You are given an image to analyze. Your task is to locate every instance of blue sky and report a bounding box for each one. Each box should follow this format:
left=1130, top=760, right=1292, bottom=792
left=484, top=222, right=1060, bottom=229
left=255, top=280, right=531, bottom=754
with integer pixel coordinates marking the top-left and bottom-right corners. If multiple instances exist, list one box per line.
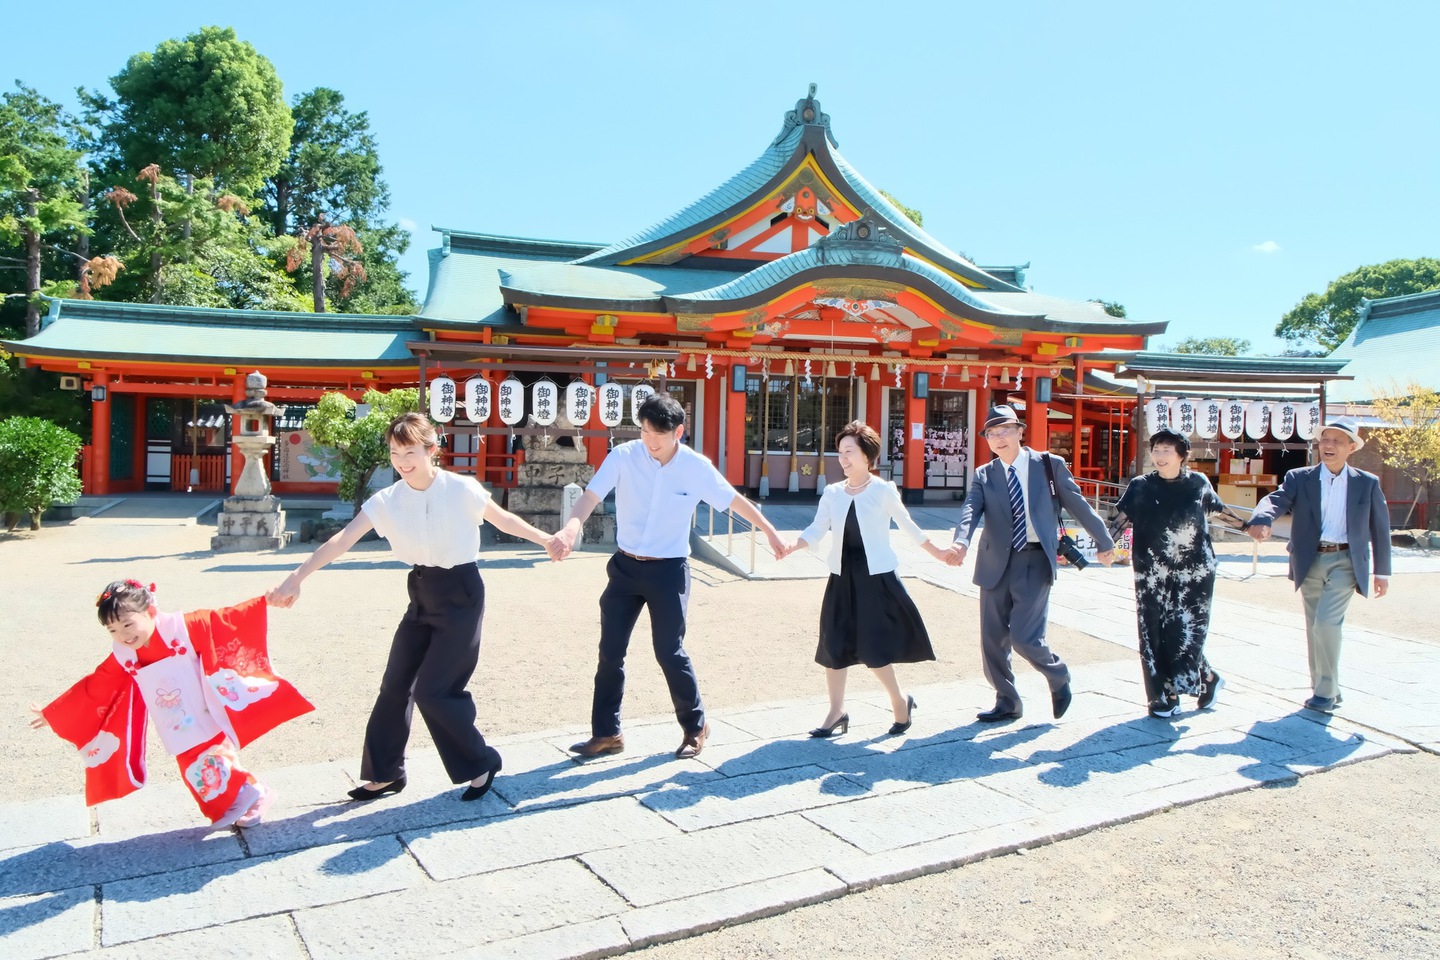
left=7, top=2, right=1437, bottom=353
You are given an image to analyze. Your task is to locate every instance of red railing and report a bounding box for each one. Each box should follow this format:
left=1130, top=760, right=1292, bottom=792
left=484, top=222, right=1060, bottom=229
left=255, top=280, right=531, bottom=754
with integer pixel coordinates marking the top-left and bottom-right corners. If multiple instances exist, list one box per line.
left=170, top=454, right=227, bottom=491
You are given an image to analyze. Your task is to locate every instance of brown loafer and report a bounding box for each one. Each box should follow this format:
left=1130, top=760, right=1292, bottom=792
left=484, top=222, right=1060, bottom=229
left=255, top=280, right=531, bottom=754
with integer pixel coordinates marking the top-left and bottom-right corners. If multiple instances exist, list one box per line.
left=569, top=734, right=624, bottom=758
left=676, top=723, right=710, bottom=759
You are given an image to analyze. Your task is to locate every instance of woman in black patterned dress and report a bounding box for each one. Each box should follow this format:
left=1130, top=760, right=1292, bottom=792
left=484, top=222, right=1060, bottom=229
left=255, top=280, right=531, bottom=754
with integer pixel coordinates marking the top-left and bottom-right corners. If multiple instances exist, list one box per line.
left=1110, top=429, right=1244, bottom=718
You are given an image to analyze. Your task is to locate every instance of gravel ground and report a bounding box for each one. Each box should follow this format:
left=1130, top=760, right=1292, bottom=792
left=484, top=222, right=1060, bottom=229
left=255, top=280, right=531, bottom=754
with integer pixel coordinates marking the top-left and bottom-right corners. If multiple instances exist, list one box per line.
left=3, top=516, right=1436, bottom=958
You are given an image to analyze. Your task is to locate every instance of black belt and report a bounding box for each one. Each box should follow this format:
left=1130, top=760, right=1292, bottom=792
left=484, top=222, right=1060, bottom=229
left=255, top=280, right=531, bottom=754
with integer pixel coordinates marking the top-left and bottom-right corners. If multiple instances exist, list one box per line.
left=1316, top=542, right=1349, bottom=553
left=1015, top=542, right=1046, bottom=552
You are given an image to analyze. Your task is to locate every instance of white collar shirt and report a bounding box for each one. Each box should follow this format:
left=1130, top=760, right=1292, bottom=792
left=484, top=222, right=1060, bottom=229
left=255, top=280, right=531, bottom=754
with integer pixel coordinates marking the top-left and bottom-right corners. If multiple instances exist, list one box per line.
left=999, top=449, right=1040, bottom=544
left=1319, top=464, right=1349, bottom=544
left=361, top=470, right=491, bottom=568
left=586, top=440, right=737, bottom=558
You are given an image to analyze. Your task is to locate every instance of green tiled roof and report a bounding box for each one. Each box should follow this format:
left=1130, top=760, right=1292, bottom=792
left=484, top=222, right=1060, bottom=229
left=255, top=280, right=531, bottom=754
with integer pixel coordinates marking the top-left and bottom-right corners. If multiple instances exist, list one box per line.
left=1327, top=288, right=1440, bottom=402
left=3, top=299, right=415, bottom=365
left=1114, top=352, right=1351, bottom=381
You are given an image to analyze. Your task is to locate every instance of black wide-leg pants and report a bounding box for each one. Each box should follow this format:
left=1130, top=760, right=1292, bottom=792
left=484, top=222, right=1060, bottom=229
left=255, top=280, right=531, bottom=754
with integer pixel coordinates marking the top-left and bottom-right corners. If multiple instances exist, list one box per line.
left=591, top=553, right=704, bottom=738
left=360, top=562, right=500, bottom=784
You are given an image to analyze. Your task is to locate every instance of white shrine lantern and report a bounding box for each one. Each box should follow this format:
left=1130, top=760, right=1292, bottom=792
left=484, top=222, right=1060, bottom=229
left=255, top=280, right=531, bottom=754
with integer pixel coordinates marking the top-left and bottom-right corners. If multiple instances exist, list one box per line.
left=597, top=382, right=625, bottom=428
left=1296, top=400, right=1322, bottom=440
left=497, top=376, right=524, bottom=426
left=1196, top=398, right=1222, bottom=440
left=1270, top=401, right=1297, bottom=441
left=565, top=381, right=595, bottom=426
left=1173, top=397, right=1200, bottom=437
left=630, top=384, right=656, bottom=425
left=530, top=379, right=559, bottom=427
left=464, top=377, right=491, bottom=423
left=428, top=376, right=457, bottom=423
left=1245, top=400, right=1271, bottom=440
left=1143, top=398, right=1172, bottom=436
left=1220, top=400, right=1247, bottom=440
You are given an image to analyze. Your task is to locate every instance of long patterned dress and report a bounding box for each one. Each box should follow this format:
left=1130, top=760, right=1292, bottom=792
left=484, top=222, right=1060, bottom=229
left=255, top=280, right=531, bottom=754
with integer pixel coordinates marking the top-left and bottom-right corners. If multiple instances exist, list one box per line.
left=1111, top=471, right=1225, bottom=703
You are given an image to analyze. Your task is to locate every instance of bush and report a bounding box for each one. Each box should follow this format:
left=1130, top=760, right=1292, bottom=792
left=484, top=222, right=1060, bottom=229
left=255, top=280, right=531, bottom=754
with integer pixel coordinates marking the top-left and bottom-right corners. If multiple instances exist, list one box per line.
left=0, top=416, right=83, bottom=531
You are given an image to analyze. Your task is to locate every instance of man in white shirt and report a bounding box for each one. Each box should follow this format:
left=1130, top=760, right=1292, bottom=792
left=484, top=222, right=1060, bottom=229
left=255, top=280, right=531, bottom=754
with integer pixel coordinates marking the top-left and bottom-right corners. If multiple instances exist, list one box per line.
left=556, top=393, right=786, bottom=759
left=1247, top=416, right=1392, bottom=712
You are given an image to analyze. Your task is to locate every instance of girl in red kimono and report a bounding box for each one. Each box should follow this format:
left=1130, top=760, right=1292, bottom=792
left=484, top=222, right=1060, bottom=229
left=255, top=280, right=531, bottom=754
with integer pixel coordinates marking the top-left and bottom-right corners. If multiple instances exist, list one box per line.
left=29, top=579, right=313, bottom=829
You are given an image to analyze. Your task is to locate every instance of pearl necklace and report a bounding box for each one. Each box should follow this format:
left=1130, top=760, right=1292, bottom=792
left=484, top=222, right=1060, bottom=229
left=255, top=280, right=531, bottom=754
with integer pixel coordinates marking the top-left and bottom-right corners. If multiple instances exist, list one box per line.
left=843, top=476, right=871, bottom=494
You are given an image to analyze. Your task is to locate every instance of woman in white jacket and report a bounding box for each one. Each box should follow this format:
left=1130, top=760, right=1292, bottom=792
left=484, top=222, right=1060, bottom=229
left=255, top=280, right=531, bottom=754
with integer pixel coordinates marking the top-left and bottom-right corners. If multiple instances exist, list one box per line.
left=786, top=421, right=949, bottom=738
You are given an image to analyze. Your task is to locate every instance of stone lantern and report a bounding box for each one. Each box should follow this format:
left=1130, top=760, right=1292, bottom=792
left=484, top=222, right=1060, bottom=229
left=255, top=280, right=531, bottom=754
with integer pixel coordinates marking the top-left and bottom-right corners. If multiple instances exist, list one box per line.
left=211, top=371, right=290, bottom=552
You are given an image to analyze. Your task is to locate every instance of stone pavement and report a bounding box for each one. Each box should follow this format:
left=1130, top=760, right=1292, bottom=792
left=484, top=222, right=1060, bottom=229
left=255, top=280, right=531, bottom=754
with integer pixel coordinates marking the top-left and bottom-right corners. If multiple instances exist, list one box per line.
left=3, top=503, right=1438, bottom=960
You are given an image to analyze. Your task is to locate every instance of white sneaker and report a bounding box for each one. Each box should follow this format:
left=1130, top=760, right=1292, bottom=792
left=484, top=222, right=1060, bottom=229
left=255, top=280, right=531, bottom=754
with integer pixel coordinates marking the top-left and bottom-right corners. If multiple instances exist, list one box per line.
left=235, top=785, right=273, bottom=828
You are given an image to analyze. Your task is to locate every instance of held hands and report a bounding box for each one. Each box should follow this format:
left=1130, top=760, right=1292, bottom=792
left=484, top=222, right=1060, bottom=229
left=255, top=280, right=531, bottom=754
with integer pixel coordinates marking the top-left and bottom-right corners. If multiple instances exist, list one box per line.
left=266, top=574, right=302, bottom=609
left=1246, top=524, right=1272, bottom=542
left=920, top=540, right=950, bottom=562
left=1095, top=549, right=1116, bottom=566
left=764, top=529, right=788, bottom=560
left=549, top=521, right=580, bottom=562
left=942, top=543, right=968, bottom=567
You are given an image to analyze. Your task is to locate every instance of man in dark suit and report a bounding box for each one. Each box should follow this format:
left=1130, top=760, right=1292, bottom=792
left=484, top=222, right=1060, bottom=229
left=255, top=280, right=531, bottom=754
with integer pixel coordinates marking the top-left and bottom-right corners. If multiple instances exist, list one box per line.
left=947, top=405, right=1115, bottom=722
left=1246, top=416, right=1391, bottom=713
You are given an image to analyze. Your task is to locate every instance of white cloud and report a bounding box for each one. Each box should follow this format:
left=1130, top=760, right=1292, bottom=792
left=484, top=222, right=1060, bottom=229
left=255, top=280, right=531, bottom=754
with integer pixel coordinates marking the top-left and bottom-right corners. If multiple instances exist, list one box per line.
left=1252, top=240, right=1281, bottom=254
left=398, top=218, right=419, bottom=233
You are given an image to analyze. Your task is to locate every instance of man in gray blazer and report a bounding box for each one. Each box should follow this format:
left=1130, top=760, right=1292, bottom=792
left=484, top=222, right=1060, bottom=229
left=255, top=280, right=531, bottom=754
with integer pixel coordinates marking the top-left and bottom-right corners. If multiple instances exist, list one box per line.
left=1246, top=416, right=1391, bottom=713
left=947, top=406, right=1115, bottom=722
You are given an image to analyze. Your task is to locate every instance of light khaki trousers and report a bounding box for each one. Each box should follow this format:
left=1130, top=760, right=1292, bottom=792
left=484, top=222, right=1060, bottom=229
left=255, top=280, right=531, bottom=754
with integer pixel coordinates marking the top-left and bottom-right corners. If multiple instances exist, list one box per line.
left=1298, top=550, right=1357, bottom=700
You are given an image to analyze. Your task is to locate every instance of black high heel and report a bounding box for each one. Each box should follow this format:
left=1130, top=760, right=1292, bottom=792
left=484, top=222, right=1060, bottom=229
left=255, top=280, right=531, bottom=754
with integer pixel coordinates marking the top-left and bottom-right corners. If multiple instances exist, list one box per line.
left=809, top=714, right=849, bottom=738
left=888, top=695, right=917, bottom=736
left=346, top=776, right=406, bottom=801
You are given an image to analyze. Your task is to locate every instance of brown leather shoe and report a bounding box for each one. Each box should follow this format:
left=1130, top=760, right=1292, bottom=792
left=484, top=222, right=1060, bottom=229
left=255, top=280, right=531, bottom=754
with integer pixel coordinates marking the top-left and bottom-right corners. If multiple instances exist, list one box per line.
left=676, top=723, right=710, bottom=759
left=569, top=734, right=624, bottom=758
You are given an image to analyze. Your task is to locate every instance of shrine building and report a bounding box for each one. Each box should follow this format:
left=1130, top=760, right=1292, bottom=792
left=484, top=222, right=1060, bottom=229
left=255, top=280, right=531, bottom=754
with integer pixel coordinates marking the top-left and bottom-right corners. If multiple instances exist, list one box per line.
left=5, top=86, right=1166, bottom=502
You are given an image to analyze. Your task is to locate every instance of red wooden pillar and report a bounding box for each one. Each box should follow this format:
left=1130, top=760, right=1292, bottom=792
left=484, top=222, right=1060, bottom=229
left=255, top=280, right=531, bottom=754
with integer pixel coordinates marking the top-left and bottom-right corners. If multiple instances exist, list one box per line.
left=90, top=372, right=111, bottom=495
left=865, top=365, right=883, bottom=433
left=702, top=366, right=722, bottom=466
left=724, top=362, right=747, bottom=488
left=1026, top=372, right=1049, bottom=451
left=901, top=371, right=926, bottom=498
left=1072, top=356, right=1087, bottom=472
left=229, top=374, right=246, bottom=495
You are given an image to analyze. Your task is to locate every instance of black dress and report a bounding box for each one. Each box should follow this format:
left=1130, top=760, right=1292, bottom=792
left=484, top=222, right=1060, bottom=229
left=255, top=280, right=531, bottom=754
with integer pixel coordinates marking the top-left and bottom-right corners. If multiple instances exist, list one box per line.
left=816, top=501, right=935, bottom=669
left=1113, top=471, right=1224, bottom=702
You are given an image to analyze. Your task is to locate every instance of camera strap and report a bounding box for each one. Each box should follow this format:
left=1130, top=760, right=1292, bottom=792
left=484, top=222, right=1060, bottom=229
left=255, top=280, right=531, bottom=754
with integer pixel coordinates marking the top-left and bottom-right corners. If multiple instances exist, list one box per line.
left=1040, top=451, right=1065, bottom=518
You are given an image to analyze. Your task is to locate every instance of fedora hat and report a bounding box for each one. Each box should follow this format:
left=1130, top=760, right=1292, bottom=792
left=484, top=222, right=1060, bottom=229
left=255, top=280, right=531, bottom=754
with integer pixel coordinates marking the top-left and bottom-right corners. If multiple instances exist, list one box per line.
left=983, top=405, right=1025, bottom=431
left=1319, top=416, right=1364, bottom=451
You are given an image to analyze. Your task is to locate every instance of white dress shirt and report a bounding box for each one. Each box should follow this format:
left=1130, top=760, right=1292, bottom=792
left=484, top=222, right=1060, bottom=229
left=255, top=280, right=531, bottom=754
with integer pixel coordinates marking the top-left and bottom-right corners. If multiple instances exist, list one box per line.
left=1000, top=452, right=1041, bottom=545
left=587, top=440, right=736, bottom=558
left=1319, top=464, right=1349, bottom=544
left=362, top=470, right=491, bottom=568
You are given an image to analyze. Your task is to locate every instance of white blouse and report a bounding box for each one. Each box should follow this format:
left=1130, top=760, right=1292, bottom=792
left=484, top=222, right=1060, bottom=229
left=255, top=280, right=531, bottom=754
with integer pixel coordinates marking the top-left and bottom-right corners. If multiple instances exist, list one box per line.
left=362, top=470, right=491, bottom=568
left=798, top=478, right=928, bottom=576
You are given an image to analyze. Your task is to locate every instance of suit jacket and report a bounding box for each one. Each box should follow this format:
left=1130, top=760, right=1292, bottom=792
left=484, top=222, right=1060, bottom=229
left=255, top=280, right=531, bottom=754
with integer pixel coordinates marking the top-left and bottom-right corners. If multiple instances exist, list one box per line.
left=952, top=448, right=1115, bottom=590
left=799, top=478, right=928, bottom=576
left=1248, top=463, right=1392, bottom=596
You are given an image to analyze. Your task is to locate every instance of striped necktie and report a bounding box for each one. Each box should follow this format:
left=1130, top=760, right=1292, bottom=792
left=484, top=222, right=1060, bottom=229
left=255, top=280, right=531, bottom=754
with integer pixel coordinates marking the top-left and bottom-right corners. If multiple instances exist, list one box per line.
left=1007, top=465, right=1028, bottom=551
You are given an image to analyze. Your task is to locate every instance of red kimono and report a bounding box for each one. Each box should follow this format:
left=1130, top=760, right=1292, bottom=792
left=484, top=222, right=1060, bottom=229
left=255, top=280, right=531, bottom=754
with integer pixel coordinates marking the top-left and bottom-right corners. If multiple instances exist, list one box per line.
left=43, top=597, right=312, bottom=825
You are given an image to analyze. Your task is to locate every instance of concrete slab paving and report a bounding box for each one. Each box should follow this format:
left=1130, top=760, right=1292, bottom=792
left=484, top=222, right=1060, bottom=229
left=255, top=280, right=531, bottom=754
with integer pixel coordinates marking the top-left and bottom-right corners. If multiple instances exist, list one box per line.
left=0, top=795, right=90, bottom=853
left=0, top=888, right=95, bottom=960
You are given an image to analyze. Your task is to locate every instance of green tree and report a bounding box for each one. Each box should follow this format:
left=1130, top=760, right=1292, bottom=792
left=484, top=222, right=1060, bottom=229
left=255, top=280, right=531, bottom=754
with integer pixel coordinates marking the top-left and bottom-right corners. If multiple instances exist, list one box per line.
left=85, top=27, right=293, bottom=197
left=0, top=83, right=109, bottom=336
left=1090, top=299, right=1127, bottom=318
left=0, top=415, right=82, bottom=531
left=303, top=387, right=419, bottom=514
left=262, top=87, right=416, bottom=313
left=878, top=189, right=923, bottom=227
left=1371, top=382, right=1440, bottom=530
left=1171, top=336, right=1251, bottom=355
left=1277, top=258, right=1440, bottom=351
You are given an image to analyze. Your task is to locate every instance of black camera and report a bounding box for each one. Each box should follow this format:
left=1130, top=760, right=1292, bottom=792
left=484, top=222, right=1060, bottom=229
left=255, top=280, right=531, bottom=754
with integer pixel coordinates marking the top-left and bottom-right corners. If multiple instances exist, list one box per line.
left=1056, top=534, right=1089, bottom=569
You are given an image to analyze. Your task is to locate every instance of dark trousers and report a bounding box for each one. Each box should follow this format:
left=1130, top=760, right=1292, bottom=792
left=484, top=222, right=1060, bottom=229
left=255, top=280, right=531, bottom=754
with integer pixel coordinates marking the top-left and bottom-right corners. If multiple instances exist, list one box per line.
left=361, top=563, right=500, bottom=784
left=979, top=546, right=1070, bottom=709
left=592, top=553, right=704, bottom=737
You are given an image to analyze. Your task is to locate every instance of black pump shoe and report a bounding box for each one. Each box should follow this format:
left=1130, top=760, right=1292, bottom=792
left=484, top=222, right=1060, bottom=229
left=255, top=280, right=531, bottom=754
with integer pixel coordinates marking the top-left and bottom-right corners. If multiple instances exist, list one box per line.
left=347, top=776, right=406, bottom=801
left=888, top=695, right=918, bottom=736
left=460, top=760, right=502, bottom=802
left=809, top=714, right=849, bottom=738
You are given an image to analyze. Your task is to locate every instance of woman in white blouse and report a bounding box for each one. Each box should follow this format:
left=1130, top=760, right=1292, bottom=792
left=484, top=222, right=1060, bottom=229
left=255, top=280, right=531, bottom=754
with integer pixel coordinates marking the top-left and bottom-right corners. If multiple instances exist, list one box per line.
left=270, top=413, right=560, bottom=803
left=784, top=421, right=949, bottom=738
